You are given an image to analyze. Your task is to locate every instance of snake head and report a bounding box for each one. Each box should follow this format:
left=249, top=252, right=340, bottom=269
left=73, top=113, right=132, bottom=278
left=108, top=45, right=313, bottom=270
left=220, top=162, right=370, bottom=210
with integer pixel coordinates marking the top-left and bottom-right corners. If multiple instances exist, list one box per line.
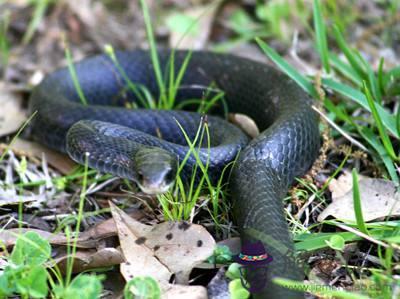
left=134, top=147, right=177, bottom=194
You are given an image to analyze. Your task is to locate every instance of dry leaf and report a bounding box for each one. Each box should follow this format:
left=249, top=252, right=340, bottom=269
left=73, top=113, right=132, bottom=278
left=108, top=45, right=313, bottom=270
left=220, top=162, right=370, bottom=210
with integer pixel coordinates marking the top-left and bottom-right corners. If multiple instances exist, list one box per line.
left=54, top=248, right=124, bottom=273
left=0, top=84, right=27, bottom=137
left=78, top=209, right=145, bottom=241
left=229, top=113, right=259, bottom=138
left=110, top=202, right=172, bottom=283
left=0, top=194, right=37, bottom=206
left=229, top=43, right=270, bottom=63
left=8, top=139, right=76, bottom=174
left=163, top=284, right=208, bottom=299
left=319, top=176, right=400, bottom=222
left=168, top=4, right=219, bottom=49
left=110, top=202, right=215, bottom=292
left=145, top=221, right=215, bottom=284
left=0, top=209, right=146, bottom=250
left=0, top=228, right=102, bottom=248
left=328, top=171, right=367, bottom=199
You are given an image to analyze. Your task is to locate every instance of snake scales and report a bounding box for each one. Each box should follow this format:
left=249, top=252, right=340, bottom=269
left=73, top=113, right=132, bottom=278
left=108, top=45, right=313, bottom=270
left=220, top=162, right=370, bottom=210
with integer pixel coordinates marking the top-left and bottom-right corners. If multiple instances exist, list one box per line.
left=29, top=50, right=320, bottom=298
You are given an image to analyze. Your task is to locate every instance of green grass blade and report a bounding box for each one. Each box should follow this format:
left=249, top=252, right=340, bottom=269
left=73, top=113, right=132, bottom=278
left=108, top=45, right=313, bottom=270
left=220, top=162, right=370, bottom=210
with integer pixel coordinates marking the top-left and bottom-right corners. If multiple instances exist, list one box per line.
left=256, top=37, right=318, bottom=99
left=165, top=50, right=193, bottom=109
left=201, top=91, right=225, bottom=114
left=332, top=25, right=367, bottom=80
left=313, top=0, right=330, bottom=74
left=351, top=168, right=368, bottom=235
left=318, top=147, right=350, bottom=195
left=322, top=78, right=398, bottom=138
left=295, top=232, right=360, bottom=251
left=65, top=40, right=88, bottom=106
left=65, top=153, right=90, bottom=286
left=0, top=10, right=10, bottom=71
left=359, top=127, right=399, bottom=183
left=22, top=0, right=53, bottom=44
left=0, top=111, right=37, bottom=162
left=104, top=44, right=155, bottom=109
left=173, top=51, right=193, bottom=97
left=397, top=105, right=400, bottom=143
left=328, top=53, right=362, bottom=86
left=317, top=92, right=399, bottom=197
left=167, top=51, right=176, bottom=109
left=363, top=82, right=398, bottom=161
left=139, top=0, right=166, bottom=105
left=384, top=66, right=400, bottom=86
left=357, top=51, right=382, bottom=103
left=377, top=58, right=385, bottom=96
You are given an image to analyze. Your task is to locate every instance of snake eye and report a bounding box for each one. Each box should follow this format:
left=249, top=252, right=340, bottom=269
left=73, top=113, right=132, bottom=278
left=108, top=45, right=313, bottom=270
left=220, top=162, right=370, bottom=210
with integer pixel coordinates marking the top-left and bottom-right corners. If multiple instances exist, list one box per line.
left=164, top=169, right=175, bottom=183
left=137, top=171, right=144, bottom=183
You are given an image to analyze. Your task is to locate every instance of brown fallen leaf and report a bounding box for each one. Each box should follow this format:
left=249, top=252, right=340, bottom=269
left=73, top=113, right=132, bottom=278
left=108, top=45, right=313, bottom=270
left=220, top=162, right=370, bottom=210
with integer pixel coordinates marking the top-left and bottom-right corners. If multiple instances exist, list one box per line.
left=53, top=247, right=124, bottom=274
left=319, top=174, right=400, bottom=222
left=146, top=221, right=215, bottom=284
left=0, top=194, right=37, bottom=206
left=0, top=83, right=27, bottom=138
left=229, top=43, right=270, bottom=64
left=167, top=3, right=220, bottom=49
left=328, top=171, right=365, bottom=199
left=110, top=201, right=215, bottom=294
left=0, top=210, right=144, bottom=249
left=0, top=210, right=144, bottom=248
left=78, top=208, right=145, bottom=241
left=229, top=113, right=259, bottom=138
left=163, top=284, right=208, bottom=299
left=6, top=139, right=76, bottom=175
left=110, top=201, right=172, bottom=283
left=0, top=228, right=95, bottom=248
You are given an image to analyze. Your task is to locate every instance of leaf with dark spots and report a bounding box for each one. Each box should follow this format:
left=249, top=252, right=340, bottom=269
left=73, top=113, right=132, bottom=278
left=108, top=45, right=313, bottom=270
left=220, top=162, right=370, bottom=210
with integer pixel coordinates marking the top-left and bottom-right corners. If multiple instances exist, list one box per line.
left=110, top=203, right=215, bottom=288
left=135, top=237, right=146, bottom=245
left=178, top=222, right=191, bottom=231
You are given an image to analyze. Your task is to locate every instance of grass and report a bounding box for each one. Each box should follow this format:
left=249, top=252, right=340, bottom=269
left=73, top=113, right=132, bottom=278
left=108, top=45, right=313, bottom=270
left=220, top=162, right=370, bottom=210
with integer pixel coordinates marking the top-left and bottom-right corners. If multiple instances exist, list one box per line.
left=157, top=119, right=212, bottom=221
left=2, top=0, right=400, bottom=298
left=257, top=2, right=400, bottom=181
left=104, top=44, right=156, bottom=109
left=0, top=153, right=104, bottom=298
left=0, top=112, right=37, bottom=162
left=65, top=153, right=90, bottom=286
left=104, top=0, right=231, bottom=229
left=351, top=168, right=368, bottom=235
left=0, top=0, right=232, bottom=296
left=139, top=2, right=400, bottom=296
left=213, top=0, right=311, bottom=52
left=105, top=0, right=226, bottom=112
left=255, top=1, right=400, bottom=297
left=0, top=74, right=109, bottom=298
left=0, top=8, right=10, bottom=75
left=64, top=37, right=88, bottom=106
left=157, top=117, right=236, bottom=234
left=22, top=0, right=55, bottom=45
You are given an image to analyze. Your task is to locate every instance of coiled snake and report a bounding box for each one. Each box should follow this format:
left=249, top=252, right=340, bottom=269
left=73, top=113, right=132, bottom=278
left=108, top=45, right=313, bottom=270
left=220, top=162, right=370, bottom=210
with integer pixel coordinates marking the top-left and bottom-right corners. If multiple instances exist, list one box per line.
left=29, top=50, right=320, bottom=298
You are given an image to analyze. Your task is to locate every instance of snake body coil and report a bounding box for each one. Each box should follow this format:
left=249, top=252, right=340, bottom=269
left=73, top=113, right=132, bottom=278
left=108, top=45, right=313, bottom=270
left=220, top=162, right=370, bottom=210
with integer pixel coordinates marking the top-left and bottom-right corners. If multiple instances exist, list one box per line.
left=29, top=50, right=320, bottom=298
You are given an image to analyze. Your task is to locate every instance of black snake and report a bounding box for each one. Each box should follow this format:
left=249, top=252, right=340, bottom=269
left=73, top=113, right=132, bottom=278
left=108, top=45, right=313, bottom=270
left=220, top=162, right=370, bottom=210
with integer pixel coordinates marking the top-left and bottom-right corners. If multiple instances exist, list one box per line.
left=29, top=50, right=320, bottom=298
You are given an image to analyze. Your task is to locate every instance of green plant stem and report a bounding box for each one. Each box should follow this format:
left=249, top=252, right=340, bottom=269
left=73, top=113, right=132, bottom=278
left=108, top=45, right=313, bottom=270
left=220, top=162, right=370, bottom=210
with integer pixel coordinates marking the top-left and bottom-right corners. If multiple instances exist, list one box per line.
left=352, top=168, right=368, bottom=235
left=65, top=154, right=90, bottom=286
